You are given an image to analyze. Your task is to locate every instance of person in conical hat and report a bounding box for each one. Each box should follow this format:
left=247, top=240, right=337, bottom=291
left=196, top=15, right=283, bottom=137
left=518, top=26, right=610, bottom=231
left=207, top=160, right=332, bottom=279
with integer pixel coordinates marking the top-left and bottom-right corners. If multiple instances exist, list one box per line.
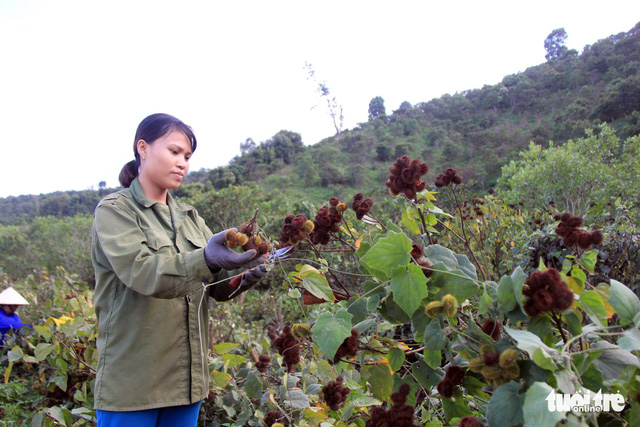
left=0, top=287, right=31, bottom=347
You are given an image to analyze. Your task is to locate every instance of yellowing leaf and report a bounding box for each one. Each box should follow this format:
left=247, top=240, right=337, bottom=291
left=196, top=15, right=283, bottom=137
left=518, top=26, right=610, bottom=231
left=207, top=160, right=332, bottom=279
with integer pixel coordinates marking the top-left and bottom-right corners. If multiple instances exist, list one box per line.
left=595, top=283, right=615, bottom=319
left=566, top=276, right=584, bottom=296
left=48, top=316, right=73, bottom=326
left=376, top=359, right=394, bottom=374
left=355, top=236, right=362, bottom=250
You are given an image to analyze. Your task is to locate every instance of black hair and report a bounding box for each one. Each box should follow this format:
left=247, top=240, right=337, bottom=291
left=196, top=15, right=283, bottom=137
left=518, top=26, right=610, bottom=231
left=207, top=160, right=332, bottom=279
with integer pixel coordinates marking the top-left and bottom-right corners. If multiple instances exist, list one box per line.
left=118, top=113, right=198, bottom=188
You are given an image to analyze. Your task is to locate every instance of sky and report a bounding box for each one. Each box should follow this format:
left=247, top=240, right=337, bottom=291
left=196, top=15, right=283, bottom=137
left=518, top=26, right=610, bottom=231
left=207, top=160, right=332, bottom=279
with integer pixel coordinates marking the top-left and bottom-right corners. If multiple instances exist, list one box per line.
left=1, top=0, right=639, bottom=198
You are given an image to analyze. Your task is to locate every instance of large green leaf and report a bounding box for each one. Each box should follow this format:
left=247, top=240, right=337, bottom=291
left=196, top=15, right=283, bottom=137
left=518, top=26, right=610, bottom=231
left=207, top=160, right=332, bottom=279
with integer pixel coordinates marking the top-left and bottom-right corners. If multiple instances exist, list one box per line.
left=424, top=317, right=446, bottom=351
left=498, top=275, right=516, bottom=311
left=412, top=359, right=444, bottom=389
left=579, top=290, right=608, bottom=328
left=619, top=328, right=640, bottom=352
left=388, top=347, right=405, bottom=372
left=302, top=272, right=335, bottom=303
left=285, top=388, right=310, bottom=409
left=505, top=327, right=560, bottom=371
left=523, top=382, right=566, bottom=427
left=590, top=341, right=640, bottom=380
left=608, top=279, right=640, bottom=326
left=360, top=231, right=412, bottom=278
left=486, top=381, right=525, bottom=427
left=310, top=309, right=353, bottom=360
left=361, top=363, right=394, bottom=402
left=432, top=268, right=479, bottom=301
left=389, top=264, right=428, bottom=317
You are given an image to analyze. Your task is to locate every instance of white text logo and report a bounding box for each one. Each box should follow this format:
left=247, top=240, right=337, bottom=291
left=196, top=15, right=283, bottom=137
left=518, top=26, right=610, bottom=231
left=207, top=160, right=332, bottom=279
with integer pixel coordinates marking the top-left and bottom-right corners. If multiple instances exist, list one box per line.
left=546, top=389, right=625, bottom=413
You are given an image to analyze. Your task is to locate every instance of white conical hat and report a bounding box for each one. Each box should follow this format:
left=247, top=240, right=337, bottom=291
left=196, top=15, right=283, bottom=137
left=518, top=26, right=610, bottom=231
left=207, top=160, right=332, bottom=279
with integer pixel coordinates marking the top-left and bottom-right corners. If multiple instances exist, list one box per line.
left=0, top=287, right=30, bottom=305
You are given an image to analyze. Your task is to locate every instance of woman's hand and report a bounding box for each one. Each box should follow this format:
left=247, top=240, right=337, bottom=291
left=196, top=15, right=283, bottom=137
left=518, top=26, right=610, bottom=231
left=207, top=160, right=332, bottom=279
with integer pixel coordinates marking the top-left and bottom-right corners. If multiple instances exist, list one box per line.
left=204, top=229, right=266, bottom=271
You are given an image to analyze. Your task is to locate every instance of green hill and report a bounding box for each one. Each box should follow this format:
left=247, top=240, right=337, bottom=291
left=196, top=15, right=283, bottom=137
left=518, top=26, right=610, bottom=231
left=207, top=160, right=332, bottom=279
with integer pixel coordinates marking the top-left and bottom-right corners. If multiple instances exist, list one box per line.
left=186, top=22, right=640, bottom=201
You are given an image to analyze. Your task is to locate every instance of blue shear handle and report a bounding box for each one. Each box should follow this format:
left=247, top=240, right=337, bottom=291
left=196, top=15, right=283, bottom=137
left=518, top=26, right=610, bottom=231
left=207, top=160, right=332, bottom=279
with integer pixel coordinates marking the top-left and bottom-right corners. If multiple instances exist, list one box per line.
left=269, top=246, right=293, bottom=261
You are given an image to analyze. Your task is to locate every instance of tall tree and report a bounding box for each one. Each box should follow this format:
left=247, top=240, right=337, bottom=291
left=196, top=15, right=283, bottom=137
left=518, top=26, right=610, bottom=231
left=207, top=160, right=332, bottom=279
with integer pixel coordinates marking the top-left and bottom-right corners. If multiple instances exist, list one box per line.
left=544, top=28, right=569, bottom=60
left=368, top=96, right=386, bottom=121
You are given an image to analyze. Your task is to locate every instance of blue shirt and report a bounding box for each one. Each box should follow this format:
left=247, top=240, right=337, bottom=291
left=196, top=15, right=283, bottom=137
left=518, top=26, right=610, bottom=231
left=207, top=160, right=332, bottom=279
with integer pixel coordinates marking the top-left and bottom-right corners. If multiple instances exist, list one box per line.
left=0, top=307, right=27, bottom=346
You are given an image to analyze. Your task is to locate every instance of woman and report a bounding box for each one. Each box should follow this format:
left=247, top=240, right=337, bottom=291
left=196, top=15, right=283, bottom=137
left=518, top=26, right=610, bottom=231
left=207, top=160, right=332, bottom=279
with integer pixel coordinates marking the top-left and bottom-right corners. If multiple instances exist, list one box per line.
left=0, top=287, right=30, bottom=347
left=91, top=113, right=267, bottom=426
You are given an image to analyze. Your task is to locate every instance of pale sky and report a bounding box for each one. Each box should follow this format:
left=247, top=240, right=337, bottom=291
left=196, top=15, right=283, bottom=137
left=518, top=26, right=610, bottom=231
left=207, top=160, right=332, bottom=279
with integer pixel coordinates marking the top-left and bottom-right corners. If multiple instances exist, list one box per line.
left=1, top=0, right=639, bottom=198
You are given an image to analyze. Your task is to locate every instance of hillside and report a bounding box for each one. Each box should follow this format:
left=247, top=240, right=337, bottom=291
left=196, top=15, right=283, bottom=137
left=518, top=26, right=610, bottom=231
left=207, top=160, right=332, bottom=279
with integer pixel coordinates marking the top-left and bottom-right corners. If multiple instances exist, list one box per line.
left=186, top=21, right=640, bottom=201
left=1, top=22, right=639, bottom=223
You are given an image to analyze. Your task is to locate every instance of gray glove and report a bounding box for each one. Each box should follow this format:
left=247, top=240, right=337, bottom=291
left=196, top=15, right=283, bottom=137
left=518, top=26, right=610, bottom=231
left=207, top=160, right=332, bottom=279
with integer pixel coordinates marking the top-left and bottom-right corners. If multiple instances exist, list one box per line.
left=204, top=229, right=264, bottom=271
left=240, top=265, right=268, bottom=288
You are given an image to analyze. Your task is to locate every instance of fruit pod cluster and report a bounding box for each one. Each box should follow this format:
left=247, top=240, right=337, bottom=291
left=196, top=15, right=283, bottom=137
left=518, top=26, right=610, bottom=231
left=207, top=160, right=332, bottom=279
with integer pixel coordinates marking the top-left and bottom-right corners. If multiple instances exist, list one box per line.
left=365, top=383, right=415, bottom=426
left=555, top=212, right=603, bottom=249
left=310, top=202, right=343, bottom=245
left=352, top=193, right=373, bottom=220
left=322, top=376, right=351, bottom=411
left=271, top=325, right=301, bottom=373
left=437, top=365, right=467, bottom=398
left=522, top=268, right=574, bottom=317
left=468, top=346, right=520, bottom=387
left=225, top=225, right=269, bottom=259
left=385, top=155, right=428, bottom=200
left=434, top=167, right=462, bottom=187
left=332, top=329, right=359, bottom=364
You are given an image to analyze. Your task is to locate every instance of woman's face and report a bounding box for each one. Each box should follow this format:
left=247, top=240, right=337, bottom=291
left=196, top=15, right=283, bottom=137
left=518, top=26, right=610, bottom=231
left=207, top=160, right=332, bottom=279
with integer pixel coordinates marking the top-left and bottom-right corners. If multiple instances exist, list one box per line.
left=138, top=130, right=192, bottom=191
left=1, top=305, right=18, bottom=315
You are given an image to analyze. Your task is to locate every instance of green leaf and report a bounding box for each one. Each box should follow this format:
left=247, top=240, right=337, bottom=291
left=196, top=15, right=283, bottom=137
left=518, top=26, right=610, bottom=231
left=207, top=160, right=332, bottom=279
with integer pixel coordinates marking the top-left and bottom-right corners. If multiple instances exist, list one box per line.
left=388, top=347, right=405, bottom=372
left=423, top=349, right=441, bottom=370
left=523, top=382, right=566, bottom=427
left=243, top=372, right=263, bottom=399
left=351, top=396, right=382, bottom=407
left=35, top=343, right=55, bottom=361
left=505, top=327, right=559, bottom=371
left=579, top=290, right=608, bottom=328
left=486, top=381, right=525, bottom=427
left=46, top=407, right=72, bottom=426
left=360, top=231, right=412, bottom=278
left=285, top=388, right=310, bottom=409
left=214, top=342, right=239, bottom=355
left=7, top=346, right=23, bottom=363
left=361, top=363, right=394, bottom=402
left=619, top=328, right=640, bottom=352
left=425, top=244, right=477, bottom=280
left=412, top=359, right=444, bottom=389
left=302, top=269, right=335, bottom=303
left=579, top=249, right=598, bottom=274
left=310, top=309, right=353, bottom=360
left=498, top=275, right=516, bottom=312
left=401, top=207, right=421, bottom=234
left=222, top=353, right=248, bottom=370
left=389, top=264, right=428, bottom=317
left=353, top=319, right=377, bottom=334
left=424, top=317, right=446, bottom=351
left=432, top=268, right=479, bottom=302
left=608, top=279, right=640, bottom=326
left=591, top=341, right=640, bottom=381
left=442, top=389, right=473, bottom=421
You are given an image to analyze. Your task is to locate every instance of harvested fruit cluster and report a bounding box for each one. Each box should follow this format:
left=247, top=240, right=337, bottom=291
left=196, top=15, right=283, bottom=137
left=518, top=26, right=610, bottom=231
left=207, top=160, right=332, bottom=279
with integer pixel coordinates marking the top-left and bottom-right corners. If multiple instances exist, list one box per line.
left=385, top=156, right=429, bottom=200
left=365, top=383, right=416, bottom=426
left=225, top=219, right=270, bottom=259
left=434, top=168, right=462, bottom=187
left=322, top=376, right=351, bottom=411
left=555, top=212, right=603, bottom=249
left=263, top=410, right=286, bottom=427
left=522, top=268, right=574, bottom=317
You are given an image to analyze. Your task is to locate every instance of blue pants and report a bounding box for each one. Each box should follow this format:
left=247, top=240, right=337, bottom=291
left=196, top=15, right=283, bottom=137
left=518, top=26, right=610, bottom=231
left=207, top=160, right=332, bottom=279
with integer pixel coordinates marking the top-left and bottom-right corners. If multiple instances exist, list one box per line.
left=97, top=401, right=201, bottom=427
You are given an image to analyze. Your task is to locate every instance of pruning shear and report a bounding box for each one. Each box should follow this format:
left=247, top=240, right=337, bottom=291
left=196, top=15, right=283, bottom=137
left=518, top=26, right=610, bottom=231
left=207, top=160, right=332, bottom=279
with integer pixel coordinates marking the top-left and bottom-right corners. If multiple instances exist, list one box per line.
left=228, top=246, right=294, bottom=290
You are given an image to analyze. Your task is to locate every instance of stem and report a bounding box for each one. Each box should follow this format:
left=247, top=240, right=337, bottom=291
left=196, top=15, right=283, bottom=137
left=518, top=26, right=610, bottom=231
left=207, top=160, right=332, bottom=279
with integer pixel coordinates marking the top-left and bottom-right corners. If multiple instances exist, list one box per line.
left=416, top=205, right=435, bottom=245
left=552, top=312, right=568, bottom=345
left=451, top=186, right=488, bottom=281
left=306, top=238, right=352, bottom=298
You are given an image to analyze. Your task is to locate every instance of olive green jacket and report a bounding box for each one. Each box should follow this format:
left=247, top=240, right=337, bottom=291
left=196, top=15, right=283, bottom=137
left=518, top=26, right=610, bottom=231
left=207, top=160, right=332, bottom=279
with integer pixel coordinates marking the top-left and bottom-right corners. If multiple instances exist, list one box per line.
left=91, top=178, right=234, bottom=411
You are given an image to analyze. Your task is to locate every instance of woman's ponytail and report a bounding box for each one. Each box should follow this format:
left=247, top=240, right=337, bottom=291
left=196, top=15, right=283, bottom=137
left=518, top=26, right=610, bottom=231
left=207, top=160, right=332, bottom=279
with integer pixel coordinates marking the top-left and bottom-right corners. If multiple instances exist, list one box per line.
left=118, top=159, right=139, bottom=188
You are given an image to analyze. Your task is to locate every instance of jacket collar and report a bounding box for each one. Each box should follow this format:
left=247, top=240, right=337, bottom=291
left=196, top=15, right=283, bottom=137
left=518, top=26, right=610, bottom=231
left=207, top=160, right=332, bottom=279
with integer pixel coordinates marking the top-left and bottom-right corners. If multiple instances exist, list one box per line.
left=130, top=178, right=191, bottom=229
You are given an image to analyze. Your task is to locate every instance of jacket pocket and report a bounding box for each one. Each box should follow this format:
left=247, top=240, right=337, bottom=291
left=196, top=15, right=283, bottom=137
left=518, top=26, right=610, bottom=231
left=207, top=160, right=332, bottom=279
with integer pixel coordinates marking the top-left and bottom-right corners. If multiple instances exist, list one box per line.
left=142, top=229, right=175, bottom=253
left=185, top=233, right=207, bottom=249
